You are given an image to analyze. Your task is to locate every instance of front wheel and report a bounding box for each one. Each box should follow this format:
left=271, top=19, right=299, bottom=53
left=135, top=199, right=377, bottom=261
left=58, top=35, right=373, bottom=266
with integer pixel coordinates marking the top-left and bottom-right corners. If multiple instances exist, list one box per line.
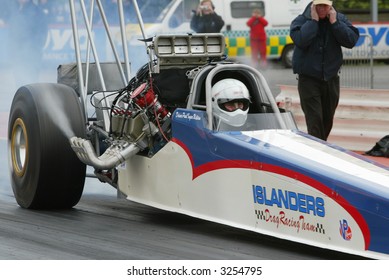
left=281, top=45, right=294, bottom=68
left=8, top=83, right=87, bottom=209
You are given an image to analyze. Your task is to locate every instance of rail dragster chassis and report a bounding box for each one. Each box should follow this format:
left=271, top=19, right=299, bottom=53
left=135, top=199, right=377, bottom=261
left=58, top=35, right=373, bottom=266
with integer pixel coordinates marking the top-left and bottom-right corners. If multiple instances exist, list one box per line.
left=7, top=0, right=389, bottom=259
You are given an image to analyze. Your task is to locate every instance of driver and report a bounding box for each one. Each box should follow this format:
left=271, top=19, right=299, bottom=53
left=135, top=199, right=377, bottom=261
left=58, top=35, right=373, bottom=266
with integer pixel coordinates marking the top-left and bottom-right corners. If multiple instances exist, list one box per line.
left=211, top=78, right=250, bottom=129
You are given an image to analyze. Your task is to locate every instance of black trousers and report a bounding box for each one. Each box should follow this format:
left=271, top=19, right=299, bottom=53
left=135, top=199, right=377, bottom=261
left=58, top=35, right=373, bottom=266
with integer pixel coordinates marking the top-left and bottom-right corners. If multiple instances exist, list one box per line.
left=297, top=74, right=340, bottom=141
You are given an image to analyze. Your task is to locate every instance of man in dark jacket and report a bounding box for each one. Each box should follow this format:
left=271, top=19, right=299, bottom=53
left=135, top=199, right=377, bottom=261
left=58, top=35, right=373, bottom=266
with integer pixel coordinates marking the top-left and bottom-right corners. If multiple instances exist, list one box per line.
left=290, top=0, right=359, bottom=141
left=190, top=0, right=224, bottom=33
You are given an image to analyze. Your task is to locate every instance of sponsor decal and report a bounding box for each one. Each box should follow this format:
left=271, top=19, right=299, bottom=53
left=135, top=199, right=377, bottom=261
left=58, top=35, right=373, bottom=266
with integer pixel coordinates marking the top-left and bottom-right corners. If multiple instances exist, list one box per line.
left=252, top=185, right=326, bottom=235
left=356, top=26, right=389, bottom=47
left=175, top=112, right=201, bottom=121
left=339, top=219, right=352, bottom=241
left=254, top=209, right=325, bottom=234
left=252, top=185, right=325, bottom=217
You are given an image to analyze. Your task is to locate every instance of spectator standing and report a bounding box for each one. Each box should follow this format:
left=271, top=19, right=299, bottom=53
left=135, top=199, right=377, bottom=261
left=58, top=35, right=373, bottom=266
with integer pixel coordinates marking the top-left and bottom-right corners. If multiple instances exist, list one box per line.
left=290, top=0, right=359, bottom=141
left=246, top=8, right=268, bottom=68
left=190, top=0, right=224, bottom=33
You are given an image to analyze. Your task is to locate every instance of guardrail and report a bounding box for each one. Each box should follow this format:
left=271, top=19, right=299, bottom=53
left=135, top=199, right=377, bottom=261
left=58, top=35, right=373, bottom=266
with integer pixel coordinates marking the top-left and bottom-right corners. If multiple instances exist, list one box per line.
left=276, top=85, right=389, bottom=152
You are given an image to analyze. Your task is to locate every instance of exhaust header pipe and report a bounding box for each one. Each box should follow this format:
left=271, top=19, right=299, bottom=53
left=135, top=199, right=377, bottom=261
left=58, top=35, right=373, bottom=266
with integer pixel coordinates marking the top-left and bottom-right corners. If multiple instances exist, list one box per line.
left=69, top=137, right=140, bottom=170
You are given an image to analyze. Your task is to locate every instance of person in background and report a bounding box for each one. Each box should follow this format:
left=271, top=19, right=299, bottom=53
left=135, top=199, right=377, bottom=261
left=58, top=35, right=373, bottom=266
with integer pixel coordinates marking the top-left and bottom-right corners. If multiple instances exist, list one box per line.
left=246, top=8, right=268, bottom=68
left=290, top=0, right=359, bottom=141
left=190, top=0, right=224, bottom=33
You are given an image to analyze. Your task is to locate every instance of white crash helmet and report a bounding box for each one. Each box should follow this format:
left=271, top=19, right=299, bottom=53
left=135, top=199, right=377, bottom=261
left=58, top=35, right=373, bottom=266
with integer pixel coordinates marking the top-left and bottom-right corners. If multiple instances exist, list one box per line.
left=211, top=78, right=250, bottom=127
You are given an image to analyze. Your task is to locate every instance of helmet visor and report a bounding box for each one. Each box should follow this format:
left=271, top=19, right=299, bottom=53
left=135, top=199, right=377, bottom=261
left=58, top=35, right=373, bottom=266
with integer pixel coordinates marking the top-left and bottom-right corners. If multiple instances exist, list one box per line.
left=218, top=98, right=250, bottom=112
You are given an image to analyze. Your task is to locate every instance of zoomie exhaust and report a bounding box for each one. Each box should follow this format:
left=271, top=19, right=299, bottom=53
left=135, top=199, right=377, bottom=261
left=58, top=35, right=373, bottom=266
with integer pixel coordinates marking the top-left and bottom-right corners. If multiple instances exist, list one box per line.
left=69, top=137, right=140, bottom=170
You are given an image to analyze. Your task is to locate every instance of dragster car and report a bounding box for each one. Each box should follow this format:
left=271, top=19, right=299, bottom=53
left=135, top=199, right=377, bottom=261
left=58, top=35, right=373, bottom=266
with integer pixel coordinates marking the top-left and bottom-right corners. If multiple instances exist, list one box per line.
left=7, top=1, right=389, bottom=260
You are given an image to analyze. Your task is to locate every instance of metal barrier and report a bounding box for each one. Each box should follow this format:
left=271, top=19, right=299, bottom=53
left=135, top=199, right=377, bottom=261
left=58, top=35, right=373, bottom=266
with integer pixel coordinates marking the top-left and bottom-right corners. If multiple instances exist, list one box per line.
left=276, top=84, right=389, bottom=152
left=340, top=34, right=374, bottom=89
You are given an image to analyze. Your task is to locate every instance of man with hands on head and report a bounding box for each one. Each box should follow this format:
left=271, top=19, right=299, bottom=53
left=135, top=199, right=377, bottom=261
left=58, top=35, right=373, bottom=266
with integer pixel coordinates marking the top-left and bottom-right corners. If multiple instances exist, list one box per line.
left=290, top=0, right=359, bottom=141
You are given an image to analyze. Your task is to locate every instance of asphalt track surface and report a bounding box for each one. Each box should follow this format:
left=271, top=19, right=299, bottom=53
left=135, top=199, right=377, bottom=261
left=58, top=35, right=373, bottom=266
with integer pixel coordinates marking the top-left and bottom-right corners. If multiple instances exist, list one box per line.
left=1, top=62, right=387, bottom=260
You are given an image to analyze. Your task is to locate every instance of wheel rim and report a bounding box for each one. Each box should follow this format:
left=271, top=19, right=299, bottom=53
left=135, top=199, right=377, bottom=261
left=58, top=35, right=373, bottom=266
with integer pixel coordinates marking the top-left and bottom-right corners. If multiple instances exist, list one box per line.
left=11, top=118, right=29, bottom=177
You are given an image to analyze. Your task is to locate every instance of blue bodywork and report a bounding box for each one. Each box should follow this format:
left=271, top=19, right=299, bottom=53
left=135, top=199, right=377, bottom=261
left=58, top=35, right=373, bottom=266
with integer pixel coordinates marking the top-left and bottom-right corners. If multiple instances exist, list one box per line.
left=172, top=108, right=389, bottom=256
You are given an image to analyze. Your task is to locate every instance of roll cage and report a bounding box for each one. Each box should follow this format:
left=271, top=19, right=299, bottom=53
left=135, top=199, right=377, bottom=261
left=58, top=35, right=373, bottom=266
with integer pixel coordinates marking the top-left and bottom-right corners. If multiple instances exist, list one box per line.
left=67, top=0, right=288, bottom=134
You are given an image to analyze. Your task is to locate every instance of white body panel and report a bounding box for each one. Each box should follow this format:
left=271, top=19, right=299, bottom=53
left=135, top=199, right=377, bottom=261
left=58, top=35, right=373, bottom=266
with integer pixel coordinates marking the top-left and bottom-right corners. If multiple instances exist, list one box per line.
left=118, top=129, right=389, bottom=259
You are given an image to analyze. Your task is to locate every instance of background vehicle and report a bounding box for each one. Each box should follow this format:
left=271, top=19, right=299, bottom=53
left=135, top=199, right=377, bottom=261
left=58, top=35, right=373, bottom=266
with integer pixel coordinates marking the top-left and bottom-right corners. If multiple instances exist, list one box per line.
left=2, top=0, right=387, bottom=69
left=125, top=0, right=313, bottom=68
left=7, top=0, right=389, bottom=259
left=154, top=0, right=389, bottom=67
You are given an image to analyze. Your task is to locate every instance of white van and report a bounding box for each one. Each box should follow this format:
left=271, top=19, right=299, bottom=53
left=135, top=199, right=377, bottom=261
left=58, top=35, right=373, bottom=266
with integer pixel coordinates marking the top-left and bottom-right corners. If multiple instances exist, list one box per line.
left=32, top=1, right=389, bottom=69
left=133, top=0, right=312, bottom=67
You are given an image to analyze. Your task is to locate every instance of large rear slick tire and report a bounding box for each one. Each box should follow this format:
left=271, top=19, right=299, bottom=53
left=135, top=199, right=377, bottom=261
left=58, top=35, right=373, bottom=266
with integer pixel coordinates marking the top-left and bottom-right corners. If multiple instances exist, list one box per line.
left=8, top=83, right=87, bottom=209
